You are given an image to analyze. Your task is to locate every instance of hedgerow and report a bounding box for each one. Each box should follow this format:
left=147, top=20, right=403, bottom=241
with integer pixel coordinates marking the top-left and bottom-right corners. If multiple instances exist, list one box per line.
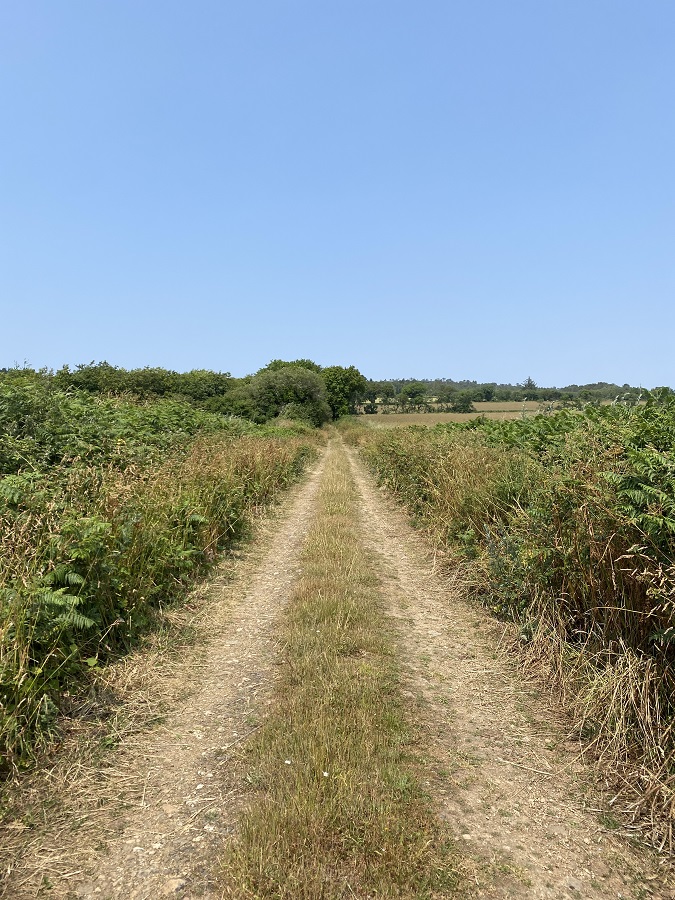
left=0, top=374, right=319, bottom=769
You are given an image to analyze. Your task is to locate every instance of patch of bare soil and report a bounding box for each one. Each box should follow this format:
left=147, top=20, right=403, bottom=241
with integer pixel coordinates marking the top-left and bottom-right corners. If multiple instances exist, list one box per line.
left=347, top=447, right=674, bottom=900
left=1, top=452, right=327, bottom=900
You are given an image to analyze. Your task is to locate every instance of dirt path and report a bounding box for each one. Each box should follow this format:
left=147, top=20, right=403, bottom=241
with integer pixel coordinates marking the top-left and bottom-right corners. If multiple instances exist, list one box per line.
left=347, top=446, right=672, bottom=899
left=2, top=451, right=327, bottom=900
left=4, top=438, right=673, bottom=899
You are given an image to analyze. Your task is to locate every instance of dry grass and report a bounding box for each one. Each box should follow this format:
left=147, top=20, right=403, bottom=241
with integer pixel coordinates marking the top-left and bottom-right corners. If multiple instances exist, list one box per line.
left=473, top=401, right=543, bottom=412
left=520, top=616, right=675, bottom=852
left=220, top=441, right=460, bottom=899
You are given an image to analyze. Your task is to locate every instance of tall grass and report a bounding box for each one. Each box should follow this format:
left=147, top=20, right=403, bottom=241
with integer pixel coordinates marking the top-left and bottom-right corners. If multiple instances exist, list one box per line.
left=0, top=375, right=321, bottom=770
left=350, top=395, right=675, bottom=845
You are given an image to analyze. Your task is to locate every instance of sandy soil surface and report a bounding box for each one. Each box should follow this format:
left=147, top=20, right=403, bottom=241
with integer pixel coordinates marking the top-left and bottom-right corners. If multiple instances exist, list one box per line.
left=347, top=446, right=674, bottom=900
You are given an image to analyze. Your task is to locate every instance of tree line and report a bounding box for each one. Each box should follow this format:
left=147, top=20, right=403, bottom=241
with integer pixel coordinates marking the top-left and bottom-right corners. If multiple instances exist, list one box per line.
left=1, top=363, right=661, bottom=427
left=361, top=375, right=651, bottom=413
left=1, top=360, right=367, bottom=428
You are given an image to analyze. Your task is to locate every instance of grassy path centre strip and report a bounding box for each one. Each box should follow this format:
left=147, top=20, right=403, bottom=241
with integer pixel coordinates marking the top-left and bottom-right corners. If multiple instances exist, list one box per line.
left=221, top=440, right=460, bottom=899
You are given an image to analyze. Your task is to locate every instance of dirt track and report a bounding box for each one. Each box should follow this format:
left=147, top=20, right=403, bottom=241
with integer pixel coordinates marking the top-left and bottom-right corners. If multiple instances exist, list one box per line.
left=2, top=439, right=671, bottom=898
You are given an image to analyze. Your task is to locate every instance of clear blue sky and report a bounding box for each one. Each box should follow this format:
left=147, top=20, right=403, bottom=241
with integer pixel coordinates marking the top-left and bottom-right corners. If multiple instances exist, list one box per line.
left=2, top=1, right=673, bottom=386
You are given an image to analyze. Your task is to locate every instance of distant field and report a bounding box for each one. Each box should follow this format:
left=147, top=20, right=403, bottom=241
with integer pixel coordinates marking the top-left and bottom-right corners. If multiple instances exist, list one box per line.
left=363, top=401, right=543, bottom=427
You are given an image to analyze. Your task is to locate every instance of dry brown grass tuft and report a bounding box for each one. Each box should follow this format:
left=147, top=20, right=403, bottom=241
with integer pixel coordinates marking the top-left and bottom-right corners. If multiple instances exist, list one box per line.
left=520, top=615, right=675, bottom=851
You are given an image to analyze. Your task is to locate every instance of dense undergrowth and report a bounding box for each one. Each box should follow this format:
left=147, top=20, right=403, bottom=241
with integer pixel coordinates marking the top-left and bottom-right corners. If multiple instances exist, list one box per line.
left=345, top=394, right=675, bottom=846
left=0, top=373, right=320, bottom=770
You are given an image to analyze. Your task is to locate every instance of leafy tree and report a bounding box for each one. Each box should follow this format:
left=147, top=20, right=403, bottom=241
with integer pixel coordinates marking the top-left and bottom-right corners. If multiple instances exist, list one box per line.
left=55, top=363, right=180, bottom=397
left=204, top=381, right=258, bottom=419
left=124, top=367, right=178, bottom=396
left=258, top=359, right=322, bottom=374
left=174, top=369, right=232, bottom=401
left=55, top=361, right=126, bottom=394
left=450, top=392, right=475, bottom=413
left=55, top=363, right=236, bottom=403
left=494, top=389, right=514, bottom=401
left=403, top=381, right=427, bottom=402
left=248, top=366, right=331, bottom=426
left=435, top=386, right=456, bottom=404
left=321, top=366, right=367, bottom=419
left=650, top=387, right=675, bottom=403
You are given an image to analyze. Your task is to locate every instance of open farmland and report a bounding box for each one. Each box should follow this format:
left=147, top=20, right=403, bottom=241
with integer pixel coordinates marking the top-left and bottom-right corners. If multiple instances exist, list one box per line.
left=365, top=400, right=544, bottom=426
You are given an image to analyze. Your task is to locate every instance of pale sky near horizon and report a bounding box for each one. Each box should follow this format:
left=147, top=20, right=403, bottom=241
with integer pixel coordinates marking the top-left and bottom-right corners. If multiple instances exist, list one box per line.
left=1, top=2, right=673, bottom=387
